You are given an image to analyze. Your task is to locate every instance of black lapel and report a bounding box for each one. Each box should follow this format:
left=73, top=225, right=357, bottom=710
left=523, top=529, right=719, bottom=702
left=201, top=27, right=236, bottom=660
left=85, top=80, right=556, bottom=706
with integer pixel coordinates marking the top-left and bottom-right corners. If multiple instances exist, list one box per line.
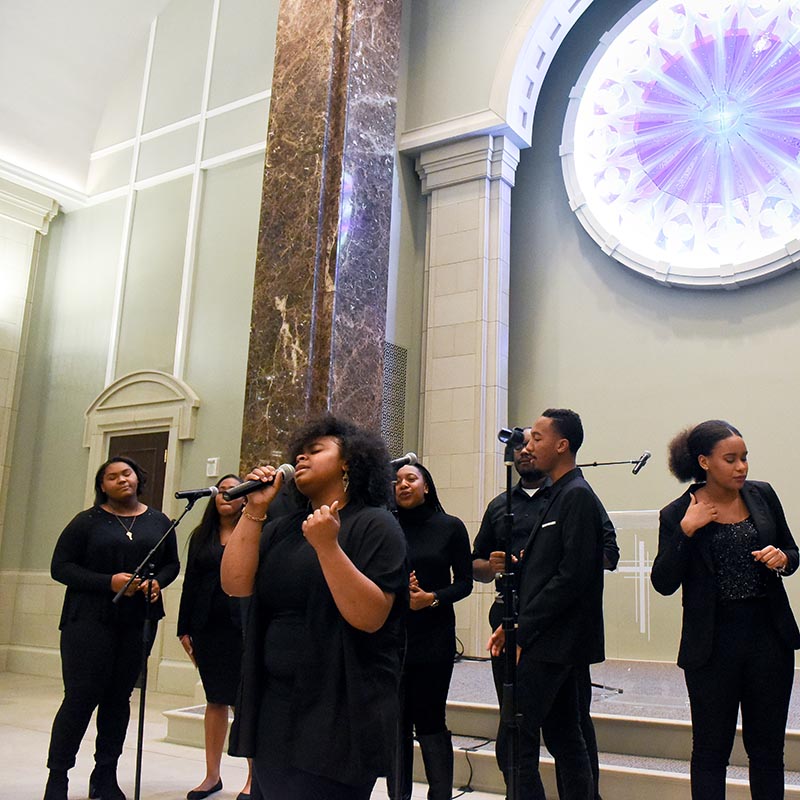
left=684, top=487, right=715, bottom=575
left=519, top=471, right=579, bottom=561
left=741, top=482, right=773, bottom=548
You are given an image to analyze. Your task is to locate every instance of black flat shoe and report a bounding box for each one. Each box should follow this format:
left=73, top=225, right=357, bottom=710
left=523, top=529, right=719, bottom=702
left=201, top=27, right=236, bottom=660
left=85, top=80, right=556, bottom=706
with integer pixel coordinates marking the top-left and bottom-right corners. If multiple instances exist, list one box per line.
left=187, top=779, right=223, bottom=800
left=236, top=793, right=251, bottom=800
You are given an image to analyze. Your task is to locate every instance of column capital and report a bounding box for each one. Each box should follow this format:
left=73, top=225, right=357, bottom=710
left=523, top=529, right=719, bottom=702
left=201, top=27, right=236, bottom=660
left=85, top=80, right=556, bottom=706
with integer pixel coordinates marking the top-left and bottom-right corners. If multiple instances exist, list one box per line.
left=0, top=177, right=59, bottom=234
left=415, top=134, right=520, bottom=195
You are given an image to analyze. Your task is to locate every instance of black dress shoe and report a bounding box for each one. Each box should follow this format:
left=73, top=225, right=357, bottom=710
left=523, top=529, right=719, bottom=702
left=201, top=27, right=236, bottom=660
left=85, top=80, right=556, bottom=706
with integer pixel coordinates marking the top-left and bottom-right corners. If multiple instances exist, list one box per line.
left=187, top=779, right=223, bottom=800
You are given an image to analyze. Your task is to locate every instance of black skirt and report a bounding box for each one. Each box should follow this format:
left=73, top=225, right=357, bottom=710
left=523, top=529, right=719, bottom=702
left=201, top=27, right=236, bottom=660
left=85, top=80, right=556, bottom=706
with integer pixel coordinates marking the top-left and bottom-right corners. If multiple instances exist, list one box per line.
left=193, top=624, right=244, bottom=706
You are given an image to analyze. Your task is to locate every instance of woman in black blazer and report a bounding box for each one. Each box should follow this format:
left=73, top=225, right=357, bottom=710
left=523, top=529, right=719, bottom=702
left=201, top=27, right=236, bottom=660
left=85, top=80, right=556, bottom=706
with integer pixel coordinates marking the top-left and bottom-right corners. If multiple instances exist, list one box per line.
left=178, top=474, right=252, bottom=800
left=652, top=420, right=800, bottom=800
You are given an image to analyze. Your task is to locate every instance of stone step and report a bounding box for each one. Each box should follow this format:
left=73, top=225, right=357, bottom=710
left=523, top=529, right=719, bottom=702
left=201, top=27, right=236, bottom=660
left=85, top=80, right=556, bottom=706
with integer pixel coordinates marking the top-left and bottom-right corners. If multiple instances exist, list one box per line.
left=163, top=703, right=800, bottom=798
left=448, top=700, right=800, bottom=772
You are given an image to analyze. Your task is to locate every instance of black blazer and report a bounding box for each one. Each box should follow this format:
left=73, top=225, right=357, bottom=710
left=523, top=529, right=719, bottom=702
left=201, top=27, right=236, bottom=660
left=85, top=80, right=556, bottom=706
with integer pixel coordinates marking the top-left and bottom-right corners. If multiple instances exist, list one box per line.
left=516, top=468, right=606, bottom=665
left=652, top=480, right=800, bottom=670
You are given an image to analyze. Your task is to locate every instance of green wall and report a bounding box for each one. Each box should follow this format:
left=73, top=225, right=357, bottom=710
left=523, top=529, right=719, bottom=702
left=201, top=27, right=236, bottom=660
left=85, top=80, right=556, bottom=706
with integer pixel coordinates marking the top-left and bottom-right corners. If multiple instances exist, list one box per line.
left=4, top=200, right=125, bottom=570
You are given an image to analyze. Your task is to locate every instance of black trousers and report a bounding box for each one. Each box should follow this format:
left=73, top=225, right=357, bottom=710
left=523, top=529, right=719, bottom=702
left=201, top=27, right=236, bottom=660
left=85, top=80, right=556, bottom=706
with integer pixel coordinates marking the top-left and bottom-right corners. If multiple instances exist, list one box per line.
left=400, top=658, right=454, bottom=737
left=490, top=603, right=599, bottom=798
left=684, top=599, right=794, bottom=800
left=496, top=657, right=593, bottom=800
left=47, top=617, right=150, bottom=771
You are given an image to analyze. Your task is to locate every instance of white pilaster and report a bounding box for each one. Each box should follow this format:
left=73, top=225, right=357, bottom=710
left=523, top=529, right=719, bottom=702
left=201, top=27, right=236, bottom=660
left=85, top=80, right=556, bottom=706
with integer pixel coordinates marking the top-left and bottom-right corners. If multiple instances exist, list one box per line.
left=416, top=135, right=519, bottom=655
left=0, top=179, right=59, bottom=664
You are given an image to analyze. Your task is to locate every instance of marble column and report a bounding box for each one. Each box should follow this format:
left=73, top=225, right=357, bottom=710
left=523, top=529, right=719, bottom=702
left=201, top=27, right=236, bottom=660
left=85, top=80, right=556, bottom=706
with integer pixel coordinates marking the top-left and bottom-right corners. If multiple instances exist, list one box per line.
left=415, top=134, right=520, bottom=655
left=240, top=0, right=402, bottom=466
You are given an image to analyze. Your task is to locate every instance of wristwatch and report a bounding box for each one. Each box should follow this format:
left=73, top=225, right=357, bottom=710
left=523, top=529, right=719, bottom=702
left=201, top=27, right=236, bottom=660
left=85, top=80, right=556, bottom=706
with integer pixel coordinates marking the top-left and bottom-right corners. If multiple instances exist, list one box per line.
left=430, top=593, right=440, bottom=608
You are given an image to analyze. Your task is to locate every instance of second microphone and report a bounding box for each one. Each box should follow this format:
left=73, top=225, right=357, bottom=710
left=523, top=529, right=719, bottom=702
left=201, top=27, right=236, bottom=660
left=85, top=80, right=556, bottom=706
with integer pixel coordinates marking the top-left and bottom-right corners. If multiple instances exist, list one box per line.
left=222, top=463, right=296, bottom=500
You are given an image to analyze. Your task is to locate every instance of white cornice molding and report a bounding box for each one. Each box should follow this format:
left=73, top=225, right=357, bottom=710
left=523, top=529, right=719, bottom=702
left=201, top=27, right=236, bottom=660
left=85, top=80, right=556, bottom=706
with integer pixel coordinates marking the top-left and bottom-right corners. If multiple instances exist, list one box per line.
left=398, top=109, right=523, bottom=155
left=0, top=175, right=61, bottom=233
left=0, top=159, right=87, bottom=216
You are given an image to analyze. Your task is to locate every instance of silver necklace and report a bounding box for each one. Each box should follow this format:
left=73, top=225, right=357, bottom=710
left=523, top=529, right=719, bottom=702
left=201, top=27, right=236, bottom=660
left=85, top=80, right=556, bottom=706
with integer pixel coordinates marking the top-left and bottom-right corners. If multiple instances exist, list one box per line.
left=113, top=512, right=138, bottom=541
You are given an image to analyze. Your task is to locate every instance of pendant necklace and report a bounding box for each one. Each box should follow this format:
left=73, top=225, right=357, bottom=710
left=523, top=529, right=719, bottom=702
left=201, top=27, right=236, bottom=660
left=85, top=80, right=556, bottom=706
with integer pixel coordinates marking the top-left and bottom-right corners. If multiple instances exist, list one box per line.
left=113, top=512, right=138, bottom=541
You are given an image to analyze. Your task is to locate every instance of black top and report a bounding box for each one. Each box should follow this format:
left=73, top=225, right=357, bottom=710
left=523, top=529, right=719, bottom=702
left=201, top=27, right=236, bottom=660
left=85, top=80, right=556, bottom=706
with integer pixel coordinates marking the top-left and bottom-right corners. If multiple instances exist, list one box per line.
left=709, top=517, right=767, bottom=601
left=473, top=481, right=549, bottom=592
left=51, top=506, right=180, bottom=628
left=396, top=504, right=473, bottom=663
left=474, top=478, right=619, bottom=592
left=230, top=502, right=408, bottom=786
left=177, top=535, right=241, bottom=636
left=516, top=468, right=606, bottom=665
left=652, top=480, right=800, bottom=669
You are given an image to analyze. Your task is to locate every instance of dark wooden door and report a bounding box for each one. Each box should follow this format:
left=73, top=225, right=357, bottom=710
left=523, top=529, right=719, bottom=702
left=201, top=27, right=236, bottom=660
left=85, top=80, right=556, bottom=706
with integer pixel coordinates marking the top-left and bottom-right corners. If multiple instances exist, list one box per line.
left=108, top=431, right=169, bottom=511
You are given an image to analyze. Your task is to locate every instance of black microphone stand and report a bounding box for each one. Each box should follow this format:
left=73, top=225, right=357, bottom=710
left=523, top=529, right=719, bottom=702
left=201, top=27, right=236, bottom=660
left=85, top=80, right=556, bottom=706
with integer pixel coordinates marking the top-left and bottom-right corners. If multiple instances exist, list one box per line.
left=497, top=428, right=525, bottom=800
left=112, top=498, right=197, bottom=800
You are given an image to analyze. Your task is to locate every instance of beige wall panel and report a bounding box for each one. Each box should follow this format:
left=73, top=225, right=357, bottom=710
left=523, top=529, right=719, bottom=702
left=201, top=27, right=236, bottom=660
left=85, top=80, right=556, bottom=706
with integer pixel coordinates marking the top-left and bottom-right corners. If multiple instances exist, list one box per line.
left=87, top=147, right=134, bottom=196
left=179, top=156, right=263, bottom=544
left=3, top=201, right=125, bottom=571
left=202, top=100, right=269, bottom=161
left=143, top=0, right=213, bottom=133
left=208, top=0, right=279, bottom=108
left=137, top=124, right=198, bottom=182
left=116, top=177, right=192, bottom=378
left=384, top=156, right=427, bottom=454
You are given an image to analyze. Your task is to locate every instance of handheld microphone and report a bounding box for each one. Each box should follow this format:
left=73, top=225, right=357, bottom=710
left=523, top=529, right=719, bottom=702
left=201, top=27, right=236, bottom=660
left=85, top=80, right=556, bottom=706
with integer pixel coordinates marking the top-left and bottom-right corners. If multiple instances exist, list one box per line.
left=174, top=486, right=220, bottom=500
left=391, top=452, right=418, bottom=469
left=222, top=463, right=296, bottom=500
left=632, top=450, right=652, bottom=475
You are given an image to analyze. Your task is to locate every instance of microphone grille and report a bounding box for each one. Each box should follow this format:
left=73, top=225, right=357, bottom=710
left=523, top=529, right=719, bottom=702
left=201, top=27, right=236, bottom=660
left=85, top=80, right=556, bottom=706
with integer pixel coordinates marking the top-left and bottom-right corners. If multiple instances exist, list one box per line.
left=407, top=452, right=418, bottom=465
left=277, top=463, right=296, bottom=481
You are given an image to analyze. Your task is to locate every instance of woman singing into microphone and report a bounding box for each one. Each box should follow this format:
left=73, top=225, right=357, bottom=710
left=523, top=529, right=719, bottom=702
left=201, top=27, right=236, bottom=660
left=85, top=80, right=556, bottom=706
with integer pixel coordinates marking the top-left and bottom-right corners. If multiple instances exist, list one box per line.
left=652, top=420, right=800, bottom=799
left=221, top=415, right=407, bottom=800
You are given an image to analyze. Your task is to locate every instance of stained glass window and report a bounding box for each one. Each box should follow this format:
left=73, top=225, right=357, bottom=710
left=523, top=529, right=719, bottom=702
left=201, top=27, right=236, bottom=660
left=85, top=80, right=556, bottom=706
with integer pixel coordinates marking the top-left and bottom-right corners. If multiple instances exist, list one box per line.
left=561, top=0, right=800, bottom=287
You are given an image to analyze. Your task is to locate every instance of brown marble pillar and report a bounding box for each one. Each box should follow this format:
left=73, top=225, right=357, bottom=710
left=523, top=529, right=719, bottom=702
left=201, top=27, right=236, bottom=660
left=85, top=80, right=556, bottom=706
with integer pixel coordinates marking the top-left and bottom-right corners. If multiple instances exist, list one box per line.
left=241, top=0, right=402, bottom=466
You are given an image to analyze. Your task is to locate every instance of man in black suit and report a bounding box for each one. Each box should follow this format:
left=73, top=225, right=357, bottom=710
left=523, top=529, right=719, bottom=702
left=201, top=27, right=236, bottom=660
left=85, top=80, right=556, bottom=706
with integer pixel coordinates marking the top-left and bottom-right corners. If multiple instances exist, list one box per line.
left=489, top=408, right=606, bottom=800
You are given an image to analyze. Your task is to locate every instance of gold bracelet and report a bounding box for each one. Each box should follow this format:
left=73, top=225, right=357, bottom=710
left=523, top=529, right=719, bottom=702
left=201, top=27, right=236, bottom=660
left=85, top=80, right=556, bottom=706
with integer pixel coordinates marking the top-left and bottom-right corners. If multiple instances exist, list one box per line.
left=242, top=509, right=266, bottom=523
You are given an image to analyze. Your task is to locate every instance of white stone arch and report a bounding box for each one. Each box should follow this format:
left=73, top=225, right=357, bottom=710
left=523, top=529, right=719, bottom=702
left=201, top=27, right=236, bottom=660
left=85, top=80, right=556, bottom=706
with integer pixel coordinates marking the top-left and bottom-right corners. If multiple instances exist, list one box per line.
left=490, top=0, right=596, bottom=148
left=83, top=370, right=200, bottom=511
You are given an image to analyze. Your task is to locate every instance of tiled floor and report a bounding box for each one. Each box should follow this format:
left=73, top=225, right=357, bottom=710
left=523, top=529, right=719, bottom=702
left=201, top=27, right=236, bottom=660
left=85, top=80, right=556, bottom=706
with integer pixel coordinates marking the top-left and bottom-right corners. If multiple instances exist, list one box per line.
left=0, top=671, right=504, bottom=800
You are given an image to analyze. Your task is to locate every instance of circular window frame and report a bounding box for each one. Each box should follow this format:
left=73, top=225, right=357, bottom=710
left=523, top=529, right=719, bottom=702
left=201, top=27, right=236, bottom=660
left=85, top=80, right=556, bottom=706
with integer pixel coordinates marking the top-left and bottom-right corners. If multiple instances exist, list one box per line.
left=560, top=0, right=800, bottom=289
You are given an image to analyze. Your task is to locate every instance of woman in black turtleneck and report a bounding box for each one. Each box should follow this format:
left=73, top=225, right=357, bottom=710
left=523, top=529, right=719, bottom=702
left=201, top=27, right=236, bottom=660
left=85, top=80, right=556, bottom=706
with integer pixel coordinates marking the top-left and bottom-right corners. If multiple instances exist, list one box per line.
left=389, top=463, right=473, bottom=800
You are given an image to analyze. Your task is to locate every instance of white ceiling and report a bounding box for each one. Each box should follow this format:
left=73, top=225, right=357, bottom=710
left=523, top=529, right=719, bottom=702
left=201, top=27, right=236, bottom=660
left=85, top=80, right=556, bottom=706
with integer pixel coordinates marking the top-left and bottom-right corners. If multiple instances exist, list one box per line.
left=0, top=0, right=173, bottom=195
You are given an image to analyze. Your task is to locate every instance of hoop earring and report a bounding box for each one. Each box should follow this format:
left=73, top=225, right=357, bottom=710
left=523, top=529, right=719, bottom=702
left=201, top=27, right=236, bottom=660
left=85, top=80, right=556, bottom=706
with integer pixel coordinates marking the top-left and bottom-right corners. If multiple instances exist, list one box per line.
left=342, top=470, right=350, bottom=494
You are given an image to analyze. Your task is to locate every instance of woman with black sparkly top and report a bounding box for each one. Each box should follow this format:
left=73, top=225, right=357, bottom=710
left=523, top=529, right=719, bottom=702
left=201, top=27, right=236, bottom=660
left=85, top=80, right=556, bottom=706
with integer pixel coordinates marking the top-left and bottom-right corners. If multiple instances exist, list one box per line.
left=652, top=421, right=800, bottom=800
left=44, top=457, right=179, bottom=800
